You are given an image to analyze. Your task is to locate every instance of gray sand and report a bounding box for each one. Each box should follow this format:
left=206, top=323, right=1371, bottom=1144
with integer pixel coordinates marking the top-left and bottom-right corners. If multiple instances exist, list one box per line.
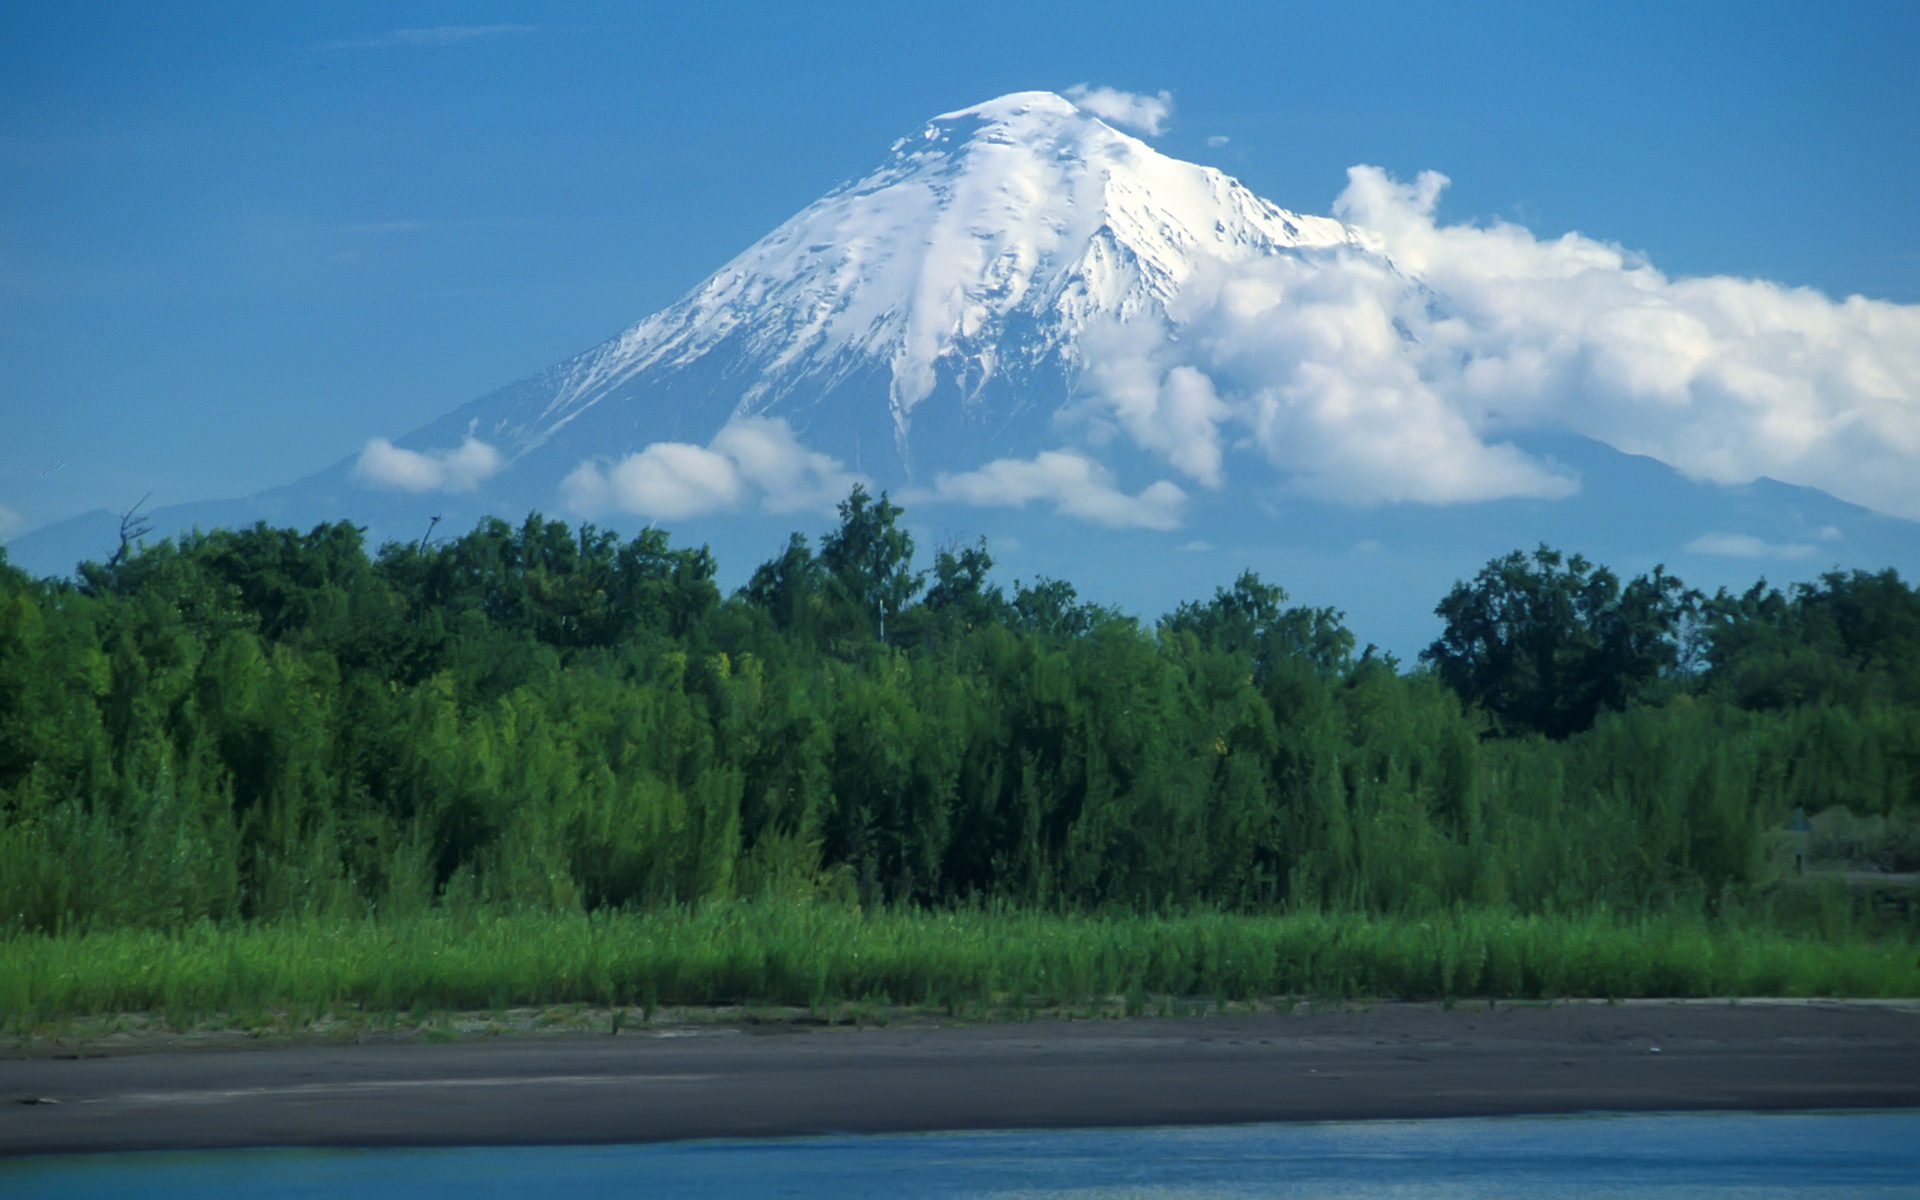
left=4, top=999, right=1916, bottom=1155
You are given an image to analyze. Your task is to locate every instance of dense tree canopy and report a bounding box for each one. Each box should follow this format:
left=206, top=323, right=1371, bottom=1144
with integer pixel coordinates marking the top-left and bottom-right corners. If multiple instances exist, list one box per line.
left=1163, top=570, right=1356, bottom=683
left=1700, top=570, right=1920, bottom=710
left=1, top=503, right=1913, bottom=935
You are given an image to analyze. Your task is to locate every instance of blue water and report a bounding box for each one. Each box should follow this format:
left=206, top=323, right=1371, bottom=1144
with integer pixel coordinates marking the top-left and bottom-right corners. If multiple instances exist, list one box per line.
left=6, top=1111, right=1918, bottom=1198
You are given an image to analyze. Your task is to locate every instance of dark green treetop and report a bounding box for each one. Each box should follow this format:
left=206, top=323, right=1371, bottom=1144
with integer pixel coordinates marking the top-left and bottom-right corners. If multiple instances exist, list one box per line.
left=1422, top=545, right=1695, bottom=737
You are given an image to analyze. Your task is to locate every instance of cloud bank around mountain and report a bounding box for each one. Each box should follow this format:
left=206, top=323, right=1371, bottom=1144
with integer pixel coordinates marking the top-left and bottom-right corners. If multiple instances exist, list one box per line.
left=1064, top=85, right=1173, bottom=136
left=560, top=416, right=862, bottom=521
left=1064, top=166, right=1920, bottom=520
left=542, top=162, right=1919, bottom=534
left=355, top=436, right=502, bottom=493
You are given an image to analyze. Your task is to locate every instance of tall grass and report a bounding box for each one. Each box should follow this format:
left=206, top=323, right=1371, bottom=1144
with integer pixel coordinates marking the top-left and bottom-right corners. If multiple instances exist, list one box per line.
left=4, top=902, right=1914, bottom=1030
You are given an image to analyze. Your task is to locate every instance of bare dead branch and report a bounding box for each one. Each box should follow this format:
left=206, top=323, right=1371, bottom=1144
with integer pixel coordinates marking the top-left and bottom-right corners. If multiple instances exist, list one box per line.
left=104, top=493, right=154, bottom=571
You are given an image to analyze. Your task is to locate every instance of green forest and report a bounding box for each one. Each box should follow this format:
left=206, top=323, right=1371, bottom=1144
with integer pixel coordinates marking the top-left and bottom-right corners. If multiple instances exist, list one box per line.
left=3, top=488, right=1917, bottom=1021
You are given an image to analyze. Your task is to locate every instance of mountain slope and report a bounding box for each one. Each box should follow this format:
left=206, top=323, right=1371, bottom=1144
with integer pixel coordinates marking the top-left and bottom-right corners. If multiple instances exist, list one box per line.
left=421, top=91, right=1379, bottom=489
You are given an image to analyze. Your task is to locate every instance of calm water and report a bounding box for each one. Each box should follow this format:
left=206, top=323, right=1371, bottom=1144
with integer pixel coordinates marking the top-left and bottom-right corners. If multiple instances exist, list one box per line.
left=7, top=1110, right=1918, bottom=1198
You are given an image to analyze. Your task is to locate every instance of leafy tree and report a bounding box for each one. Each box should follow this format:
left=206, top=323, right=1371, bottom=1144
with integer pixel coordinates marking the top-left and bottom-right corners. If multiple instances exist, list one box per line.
left=1422, top=546, right=1694, bottom=738
left=744, top=532, right=825, bottom=637
left=922, top=538, right=1007, bottom=629
left=817, top=485, right=921, bottom=643
left=1161, top=570, right=1356, bottom=683
left=1008, top=576, right=1106, bottom=640
left=1702, top=569, right=1920, bottom=709
left=379, top=514, right=718, bottom=656
left=0, top=555, right=111, bottom=801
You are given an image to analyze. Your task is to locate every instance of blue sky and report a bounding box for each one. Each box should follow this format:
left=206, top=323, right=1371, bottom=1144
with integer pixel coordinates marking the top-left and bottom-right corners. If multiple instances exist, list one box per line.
left=4, top=1, right=1917, bottom=551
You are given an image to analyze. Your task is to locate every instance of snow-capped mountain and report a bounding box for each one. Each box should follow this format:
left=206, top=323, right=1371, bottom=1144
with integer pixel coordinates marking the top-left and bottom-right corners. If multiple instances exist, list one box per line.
left=11, top=90, right=1916, bottom=657
left=419, top=90, right=1382, bottom=487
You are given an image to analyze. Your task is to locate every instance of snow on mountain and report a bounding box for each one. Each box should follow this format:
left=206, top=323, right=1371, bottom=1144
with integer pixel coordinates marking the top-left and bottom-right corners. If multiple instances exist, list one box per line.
left=12, top=89, right=1915, bottom=659
left=457, top=91, right=1379, bottom=486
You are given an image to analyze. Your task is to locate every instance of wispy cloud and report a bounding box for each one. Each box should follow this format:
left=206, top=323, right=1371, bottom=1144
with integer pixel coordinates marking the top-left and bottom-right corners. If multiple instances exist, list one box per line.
left=1684, top=532, right=1821, bottom=560
left=1064, top=85, right=1174, bottom=136
left=0, top=501, right=23, bottom=538
left=321, top=25, right=539, bottom=51
left=355, top=436, right=502, bottom=493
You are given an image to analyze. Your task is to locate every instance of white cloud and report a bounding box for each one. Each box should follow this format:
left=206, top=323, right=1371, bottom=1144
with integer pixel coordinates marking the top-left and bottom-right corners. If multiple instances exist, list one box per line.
left=1329, top=166, right=1920, bottom=519
left=709, top=417, right=862, bottom=513
left=561, top=442, right=743, bottom=521
left=1068, top=259, right=1580, bottom=506
left=1206, top=135, right=1230, bottom=148
left=355, top=436, right=501, bottom=493
left=1064, top=85, right=1174, bottom=136
left=1684, top=532, right=1820, bottom=560
left=561, top=416, right=862, bottom=522
left=1061, top=166, right=1920, bottom=518
left=0, top=502, right=22, bottom=538
left=932, top=451, right=1187, bottom=530
left=1074, top=323, right=1232, bottom=488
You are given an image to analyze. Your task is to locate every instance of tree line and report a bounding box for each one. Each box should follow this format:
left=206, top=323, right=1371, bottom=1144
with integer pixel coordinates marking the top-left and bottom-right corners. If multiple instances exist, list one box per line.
left=2, top=488, right=1914, bottom=933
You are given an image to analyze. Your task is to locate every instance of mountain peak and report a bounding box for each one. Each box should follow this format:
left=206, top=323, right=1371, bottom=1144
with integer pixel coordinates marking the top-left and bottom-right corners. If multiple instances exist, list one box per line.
left=484, top=93, right=1368, bottom=483
left=899, top=90, right=1133, bottom=172
left=933, top=90, right=1084, bottom=125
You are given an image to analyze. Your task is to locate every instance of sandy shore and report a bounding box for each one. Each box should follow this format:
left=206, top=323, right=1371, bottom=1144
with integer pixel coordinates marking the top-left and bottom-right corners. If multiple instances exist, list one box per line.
left=4, top=999, right=1917, bottom=1156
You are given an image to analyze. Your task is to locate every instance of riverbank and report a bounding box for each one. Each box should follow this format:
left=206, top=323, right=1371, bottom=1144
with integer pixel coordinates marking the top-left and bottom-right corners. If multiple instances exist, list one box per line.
left=4, top=999, right=1916, bottom=1155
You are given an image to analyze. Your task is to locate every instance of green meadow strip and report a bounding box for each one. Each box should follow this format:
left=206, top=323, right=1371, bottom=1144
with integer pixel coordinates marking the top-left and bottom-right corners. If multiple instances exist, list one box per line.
left=3, top=903, right=1914, bottom=1030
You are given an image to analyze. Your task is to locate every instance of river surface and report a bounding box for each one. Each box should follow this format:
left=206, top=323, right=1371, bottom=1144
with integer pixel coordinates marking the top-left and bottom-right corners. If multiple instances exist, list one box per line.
left=6, top=1110, right=1917, bottom=1197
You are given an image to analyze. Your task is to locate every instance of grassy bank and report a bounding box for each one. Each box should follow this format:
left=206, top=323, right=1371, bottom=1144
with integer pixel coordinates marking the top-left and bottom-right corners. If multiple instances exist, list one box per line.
left=5, top=902, right=1915, bottom=1034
